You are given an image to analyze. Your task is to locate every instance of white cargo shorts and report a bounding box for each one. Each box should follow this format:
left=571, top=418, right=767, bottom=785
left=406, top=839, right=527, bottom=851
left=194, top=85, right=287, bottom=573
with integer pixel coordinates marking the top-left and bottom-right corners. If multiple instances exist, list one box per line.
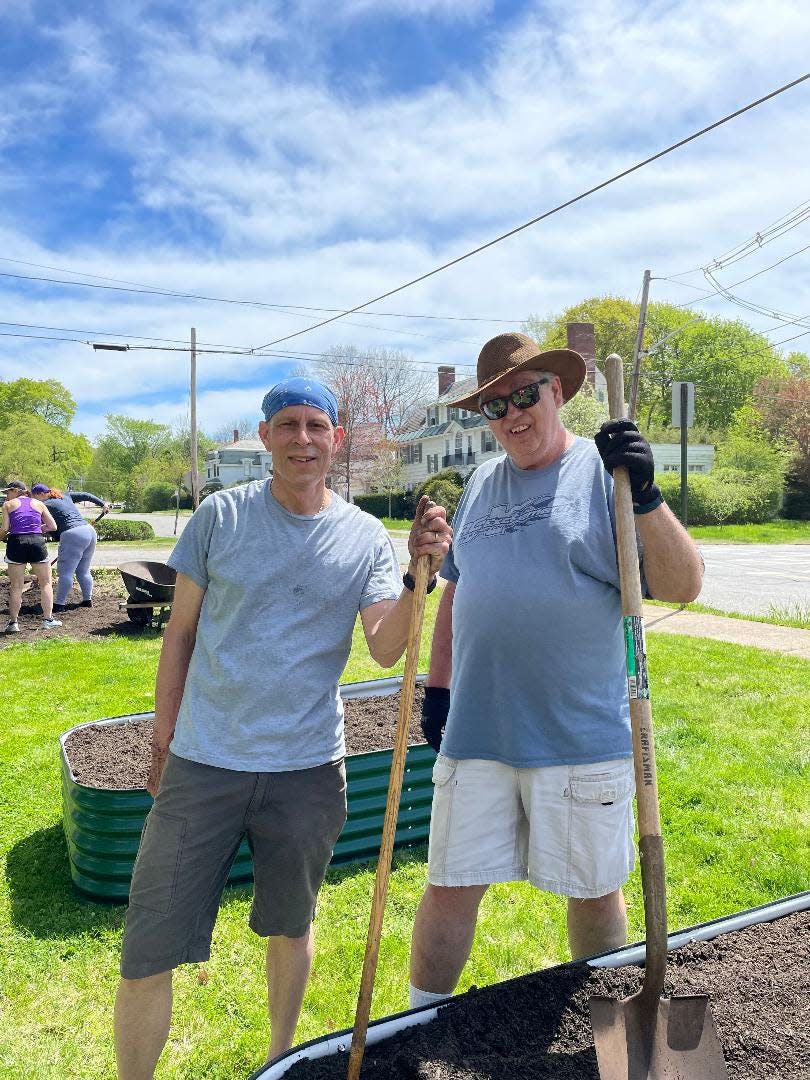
left=427, top=755, right=635, bottom=898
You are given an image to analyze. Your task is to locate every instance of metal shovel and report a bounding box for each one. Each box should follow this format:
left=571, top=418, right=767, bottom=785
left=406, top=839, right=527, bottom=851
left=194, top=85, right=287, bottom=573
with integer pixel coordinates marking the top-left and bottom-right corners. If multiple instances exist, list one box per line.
left=589, top=354, right=727, bottom=1080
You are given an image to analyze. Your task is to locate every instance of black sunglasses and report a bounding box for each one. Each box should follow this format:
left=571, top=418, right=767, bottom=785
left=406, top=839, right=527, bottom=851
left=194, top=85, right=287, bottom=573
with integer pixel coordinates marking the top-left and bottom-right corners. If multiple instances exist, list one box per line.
left=480, top=377, right=550, bottom=420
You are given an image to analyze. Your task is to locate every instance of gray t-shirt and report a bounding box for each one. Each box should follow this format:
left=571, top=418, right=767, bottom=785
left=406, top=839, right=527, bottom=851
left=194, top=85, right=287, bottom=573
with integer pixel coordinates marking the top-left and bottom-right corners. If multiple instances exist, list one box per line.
left=167, top=481, right=401, bottom=772
left=440, top=437, right=632, bottom=768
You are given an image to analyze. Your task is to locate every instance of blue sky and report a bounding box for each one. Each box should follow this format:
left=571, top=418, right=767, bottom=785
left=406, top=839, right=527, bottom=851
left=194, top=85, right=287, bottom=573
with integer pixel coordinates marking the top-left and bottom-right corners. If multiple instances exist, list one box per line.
left=1, top=0, right=809, bottom=440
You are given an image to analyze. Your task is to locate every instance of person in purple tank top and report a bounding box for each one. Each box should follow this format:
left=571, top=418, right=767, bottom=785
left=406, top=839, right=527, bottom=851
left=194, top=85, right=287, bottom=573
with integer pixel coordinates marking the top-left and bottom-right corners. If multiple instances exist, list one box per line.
left=1, top=480, right=62, bottom=633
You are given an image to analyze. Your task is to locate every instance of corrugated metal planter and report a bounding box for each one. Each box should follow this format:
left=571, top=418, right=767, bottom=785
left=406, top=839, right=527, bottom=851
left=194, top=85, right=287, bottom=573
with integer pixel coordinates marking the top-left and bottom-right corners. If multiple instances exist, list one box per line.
left=248, top=891, right=810, bottom=1079
left=61, top=675, right=433, bottom=903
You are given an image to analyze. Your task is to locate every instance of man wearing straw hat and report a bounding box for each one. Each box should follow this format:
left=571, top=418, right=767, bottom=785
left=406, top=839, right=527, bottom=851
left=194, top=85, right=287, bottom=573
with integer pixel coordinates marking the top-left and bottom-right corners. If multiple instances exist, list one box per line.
left=408, top=333, right=703, bottom=1009
left=114, top=376, right=452, bottom=1079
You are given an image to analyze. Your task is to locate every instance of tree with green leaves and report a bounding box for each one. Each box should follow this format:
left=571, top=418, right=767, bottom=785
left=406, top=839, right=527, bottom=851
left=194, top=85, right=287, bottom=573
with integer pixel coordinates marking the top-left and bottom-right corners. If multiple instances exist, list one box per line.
left=525, top=297, right=788, bottom=433
left=0, top=414, right=93, bottom=488
left=0, top=377, right=76, bottom=429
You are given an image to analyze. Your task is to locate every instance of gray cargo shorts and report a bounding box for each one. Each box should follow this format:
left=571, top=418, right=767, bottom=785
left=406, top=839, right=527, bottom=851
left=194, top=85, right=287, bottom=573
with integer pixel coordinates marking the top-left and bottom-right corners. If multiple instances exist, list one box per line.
left=120, top=751, right=347, bottom=980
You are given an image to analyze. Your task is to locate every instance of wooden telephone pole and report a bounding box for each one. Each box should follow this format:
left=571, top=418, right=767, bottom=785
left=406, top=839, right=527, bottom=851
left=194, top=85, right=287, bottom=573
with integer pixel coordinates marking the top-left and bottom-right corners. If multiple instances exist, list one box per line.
left=190, top=328, right=200, bottom=510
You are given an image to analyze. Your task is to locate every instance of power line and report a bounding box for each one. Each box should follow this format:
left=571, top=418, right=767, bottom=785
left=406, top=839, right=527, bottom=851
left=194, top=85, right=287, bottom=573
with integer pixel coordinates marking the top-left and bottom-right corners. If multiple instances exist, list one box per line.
left=252, top=71, right=810, bottom=351
left=0, top=264, right=521, bottom=325
left=662, top=198, right=810, bottom=281
left=0, top=325, right=475, bottom=371
left=702, top=268, right=810, bottom=330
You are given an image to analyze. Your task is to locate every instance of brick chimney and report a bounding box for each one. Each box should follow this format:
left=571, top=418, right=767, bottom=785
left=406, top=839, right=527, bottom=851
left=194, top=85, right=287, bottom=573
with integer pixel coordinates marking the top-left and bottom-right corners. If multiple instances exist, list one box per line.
left=438, top=366, right=455, bottom=395
left=566, top=323, right=596, bottom=388
left=233, top=428, right=239, bottom=442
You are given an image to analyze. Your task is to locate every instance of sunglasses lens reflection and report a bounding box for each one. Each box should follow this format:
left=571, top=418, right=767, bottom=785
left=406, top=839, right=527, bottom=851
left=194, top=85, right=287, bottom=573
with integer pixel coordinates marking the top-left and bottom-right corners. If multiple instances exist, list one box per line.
left=481, top=379, right=546, bottom=420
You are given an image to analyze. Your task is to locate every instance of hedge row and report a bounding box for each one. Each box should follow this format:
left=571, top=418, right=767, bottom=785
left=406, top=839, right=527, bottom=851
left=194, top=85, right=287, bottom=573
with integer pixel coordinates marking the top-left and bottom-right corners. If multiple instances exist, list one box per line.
left=352, top=493, right=416, bottom=519
left=657, top=470, right=782, bottom=525
left=95, top=519, right=156, bottom=541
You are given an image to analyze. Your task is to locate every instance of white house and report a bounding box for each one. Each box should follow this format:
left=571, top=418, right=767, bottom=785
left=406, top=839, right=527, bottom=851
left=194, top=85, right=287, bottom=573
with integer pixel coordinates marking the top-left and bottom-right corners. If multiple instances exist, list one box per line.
left=392, top=367, right=713, bottom=491
left=204, top=430, right=273, bottom=487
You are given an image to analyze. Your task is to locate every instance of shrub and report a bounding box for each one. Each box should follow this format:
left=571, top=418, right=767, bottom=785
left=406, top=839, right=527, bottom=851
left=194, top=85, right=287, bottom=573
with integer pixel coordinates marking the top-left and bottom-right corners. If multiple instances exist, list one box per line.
left=657, top=470, right=782, bottom=525
left=200, top=480, right=224, bottom=502
left=781, top=481, right=810, bottom=520
left=353, top=493, right=413, bottom=519
left=413, top=469, right=464, bottom=519
left=143, top=482, right=176, bottom=511
left=95, top=518, right=156, bottom=541
left=417, top=477, right=464, bottom=519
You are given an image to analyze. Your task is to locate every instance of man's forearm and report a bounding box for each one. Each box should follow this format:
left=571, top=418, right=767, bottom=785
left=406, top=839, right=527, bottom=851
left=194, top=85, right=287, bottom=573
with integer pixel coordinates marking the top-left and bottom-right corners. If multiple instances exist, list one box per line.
left=153, top=623, right=197, bottom=748
left=426, top=582, right=454, bottom=688
left=636, top=503, right=704, bottom=603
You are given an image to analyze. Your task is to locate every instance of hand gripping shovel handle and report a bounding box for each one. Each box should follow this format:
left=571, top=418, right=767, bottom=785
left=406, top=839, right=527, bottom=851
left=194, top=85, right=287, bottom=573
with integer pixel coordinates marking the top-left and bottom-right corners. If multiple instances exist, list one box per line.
left=347, top=554, right=433, bottom=1080
left=605, top=354, right=667, bottom=996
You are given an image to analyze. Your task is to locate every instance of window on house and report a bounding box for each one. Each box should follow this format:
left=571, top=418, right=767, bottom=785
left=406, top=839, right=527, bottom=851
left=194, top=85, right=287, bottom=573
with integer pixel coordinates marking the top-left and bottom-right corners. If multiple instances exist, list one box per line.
left=417, top=444, right=423, bottom=463
left=481, top=430, right=495, bottom=453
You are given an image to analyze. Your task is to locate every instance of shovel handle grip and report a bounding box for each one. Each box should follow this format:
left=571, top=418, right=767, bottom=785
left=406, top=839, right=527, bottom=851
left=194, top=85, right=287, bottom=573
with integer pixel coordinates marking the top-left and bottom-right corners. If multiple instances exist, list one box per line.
left=605, top=354, right=667, bottom=991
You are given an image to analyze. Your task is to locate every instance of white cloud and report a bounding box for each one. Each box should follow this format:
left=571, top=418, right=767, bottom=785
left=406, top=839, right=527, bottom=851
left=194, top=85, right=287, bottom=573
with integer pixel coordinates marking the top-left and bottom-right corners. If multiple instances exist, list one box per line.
left=1, top=0, right=810, bottom=441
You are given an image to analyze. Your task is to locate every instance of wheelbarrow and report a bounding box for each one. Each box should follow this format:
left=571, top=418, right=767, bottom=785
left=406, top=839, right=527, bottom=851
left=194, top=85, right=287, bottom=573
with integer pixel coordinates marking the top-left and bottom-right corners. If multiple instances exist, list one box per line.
left=118, top=561, right=176, bottom=628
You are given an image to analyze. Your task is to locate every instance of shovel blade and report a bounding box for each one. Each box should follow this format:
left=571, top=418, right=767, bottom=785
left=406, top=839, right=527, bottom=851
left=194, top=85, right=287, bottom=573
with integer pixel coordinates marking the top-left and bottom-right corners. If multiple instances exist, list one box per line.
left=590, top=993, right=727, bottom=1080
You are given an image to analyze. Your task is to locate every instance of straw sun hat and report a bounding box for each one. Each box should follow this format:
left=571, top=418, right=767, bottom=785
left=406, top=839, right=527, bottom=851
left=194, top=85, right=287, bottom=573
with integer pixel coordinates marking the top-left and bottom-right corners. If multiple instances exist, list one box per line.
left=450, top=332, right=586, bottom=413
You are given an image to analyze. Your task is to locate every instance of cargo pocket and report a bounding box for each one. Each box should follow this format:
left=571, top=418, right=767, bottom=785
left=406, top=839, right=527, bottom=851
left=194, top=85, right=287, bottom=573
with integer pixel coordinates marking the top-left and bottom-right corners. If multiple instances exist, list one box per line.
left=431, top=754, right=458, bottom=788
left=129, top=810, right=187, bottom=916
left=568, top=765, right=634, bottom=809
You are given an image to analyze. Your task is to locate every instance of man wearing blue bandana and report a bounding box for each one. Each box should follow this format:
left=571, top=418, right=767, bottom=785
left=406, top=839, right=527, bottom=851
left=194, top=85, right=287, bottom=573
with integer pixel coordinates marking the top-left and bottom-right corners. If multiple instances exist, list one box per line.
left=115, top=376, right=452, bottom=1079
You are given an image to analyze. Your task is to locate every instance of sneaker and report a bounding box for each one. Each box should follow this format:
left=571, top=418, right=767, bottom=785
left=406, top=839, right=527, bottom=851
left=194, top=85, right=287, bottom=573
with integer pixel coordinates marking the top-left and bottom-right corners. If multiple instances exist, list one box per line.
left=5, top=621, right=20, bottom=633
left=80, top=599, right=93, bottom=608
left=40, top=618, right=63, bottom=630
left=52, top=604, right=67, bottom=613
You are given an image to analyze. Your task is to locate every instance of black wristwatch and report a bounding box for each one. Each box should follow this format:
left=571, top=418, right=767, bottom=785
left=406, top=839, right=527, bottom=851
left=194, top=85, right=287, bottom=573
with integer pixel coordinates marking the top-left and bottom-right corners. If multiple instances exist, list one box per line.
left=402, top=570, right=438, bottom=594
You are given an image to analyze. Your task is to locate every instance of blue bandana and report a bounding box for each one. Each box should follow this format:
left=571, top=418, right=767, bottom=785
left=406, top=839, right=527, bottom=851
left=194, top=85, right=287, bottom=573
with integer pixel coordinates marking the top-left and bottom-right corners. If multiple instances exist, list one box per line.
left=261, top=377, right=339, bottom=426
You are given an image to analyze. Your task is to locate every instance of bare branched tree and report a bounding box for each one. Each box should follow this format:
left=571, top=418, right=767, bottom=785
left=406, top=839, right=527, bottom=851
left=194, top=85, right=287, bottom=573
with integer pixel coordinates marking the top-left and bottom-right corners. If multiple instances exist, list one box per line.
left=316, top=346, right=432, bottom=501
left=208, top=417, right=260, bottom=443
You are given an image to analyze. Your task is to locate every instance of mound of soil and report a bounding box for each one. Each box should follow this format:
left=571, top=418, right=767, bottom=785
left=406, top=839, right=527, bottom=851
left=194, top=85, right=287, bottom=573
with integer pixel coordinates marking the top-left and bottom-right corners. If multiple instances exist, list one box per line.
left=64, top=686, right=427, bottom=788
left=282, top=910, right=809, bottom=1080
left=0, top=575, right=145, bottom=645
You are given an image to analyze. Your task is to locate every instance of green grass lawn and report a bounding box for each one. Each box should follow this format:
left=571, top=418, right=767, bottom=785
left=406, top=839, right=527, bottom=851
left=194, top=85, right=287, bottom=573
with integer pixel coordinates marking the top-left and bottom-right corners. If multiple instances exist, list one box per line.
left=0, top=615, right=807, bottom=1079
left=687, top=520, right=810, bottom=543
left=97, top=537, right=180, bottom=548
left=647, top=598, right=810, bottom=630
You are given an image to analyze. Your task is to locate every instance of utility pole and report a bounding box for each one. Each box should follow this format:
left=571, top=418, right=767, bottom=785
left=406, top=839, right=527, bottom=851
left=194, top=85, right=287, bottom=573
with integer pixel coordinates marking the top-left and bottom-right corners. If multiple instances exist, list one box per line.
left=190, top=327, right=200, bottom=510
left=628, top=269, right=651, bottom=421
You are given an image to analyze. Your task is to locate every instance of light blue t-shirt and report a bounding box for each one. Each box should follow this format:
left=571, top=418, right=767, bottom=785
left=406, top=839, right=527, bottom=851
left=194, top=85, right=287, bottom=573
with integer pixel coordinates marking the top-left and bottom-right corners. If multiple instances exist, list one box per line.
left=167, top=482, right=401, bottom=772
left=440, top=438, right=632, bottom=767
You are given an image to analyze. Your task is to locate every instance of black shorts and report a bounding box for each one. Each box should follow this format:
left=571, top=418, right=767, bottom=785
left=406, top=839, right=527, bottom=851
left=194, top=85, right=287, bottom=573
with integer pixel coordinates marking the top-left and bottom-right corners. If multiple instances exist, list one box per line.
left=5, top=534, right=49, bottom=565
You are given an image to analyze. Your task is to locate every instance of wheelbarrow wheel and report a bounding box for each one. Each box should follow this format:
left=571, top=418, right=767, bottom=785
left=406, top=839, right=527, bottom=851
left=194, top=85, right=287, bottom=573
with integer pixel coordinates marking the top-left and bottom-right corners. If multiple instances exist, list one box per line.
left=126, top=607, right=151, bottom=626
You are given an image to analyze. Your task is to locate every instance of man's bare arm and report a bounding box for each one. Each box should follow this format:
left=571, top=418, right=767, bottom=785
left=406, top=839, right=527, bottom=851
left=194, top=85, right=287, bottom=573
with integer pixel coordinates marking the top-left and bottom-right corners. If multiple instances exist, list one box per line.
left=148, top=572, right=205, bottom=796
left=635, top=503, right=704, bottom=603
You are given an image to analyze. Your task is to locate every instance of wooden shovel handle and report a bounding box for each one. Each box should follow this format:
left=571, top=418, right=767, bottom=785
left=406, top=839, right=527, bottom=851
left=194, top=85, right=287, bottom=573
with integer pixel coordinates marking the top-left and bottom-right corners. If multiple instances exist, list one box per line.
left=605, top=354, right=667, bottom=994
left=347, top=555, right=432, bottom=1080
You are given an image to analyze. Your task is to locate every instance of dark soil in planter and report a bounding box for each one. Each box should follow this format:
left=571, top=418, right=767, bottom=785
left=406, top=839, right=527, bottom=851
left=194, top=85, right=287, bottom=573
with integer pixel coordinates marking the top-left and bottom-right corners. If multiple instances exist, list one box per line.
left=283, top=910, right=809, bottom=1080
left=63, top=687, right=427, bottom=788
left=0, top=575, right=141, bottom=645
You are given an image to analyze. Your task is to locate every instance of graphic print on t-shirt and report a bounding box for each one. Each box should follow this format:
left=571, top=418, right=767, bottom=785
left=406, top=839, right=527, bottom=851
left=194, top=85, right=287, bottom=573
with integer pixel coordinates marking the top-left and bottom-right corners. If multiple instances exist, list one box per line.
left=456, top=494, right=574, bottom=543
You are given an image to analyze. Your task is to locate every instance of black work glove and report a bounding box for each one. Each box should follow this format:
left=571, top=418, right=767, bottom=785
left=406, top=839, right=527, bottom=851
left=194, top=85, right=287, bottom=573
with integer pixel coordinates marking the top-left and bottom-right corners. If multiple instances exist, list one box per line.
left=595, top=418, right=663, bottom=514
left=420, top=686, right=450, bottom=753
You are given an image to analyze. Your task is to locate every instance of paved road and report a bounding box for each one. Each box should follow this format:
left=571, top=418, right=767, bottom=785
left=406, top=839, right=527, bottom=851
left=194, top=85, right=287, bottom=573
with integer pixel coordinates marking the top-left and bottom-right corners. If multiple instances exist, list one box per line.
left=111, top=512, right=190, bottom=537
left=697, top=544, right=809, bottom=616
left=91, top=522, right=808, bottom=619
left=389, top=535, right=809, bottom=618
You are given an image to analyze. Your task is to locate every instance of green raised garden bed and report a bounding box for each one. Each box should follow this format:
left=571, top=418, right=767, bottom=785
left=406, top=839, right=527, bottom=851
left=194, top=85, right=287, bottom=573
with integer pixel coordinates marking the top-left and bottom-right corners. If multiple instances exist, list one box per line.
left=60, top=675, right=434, bottom=903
